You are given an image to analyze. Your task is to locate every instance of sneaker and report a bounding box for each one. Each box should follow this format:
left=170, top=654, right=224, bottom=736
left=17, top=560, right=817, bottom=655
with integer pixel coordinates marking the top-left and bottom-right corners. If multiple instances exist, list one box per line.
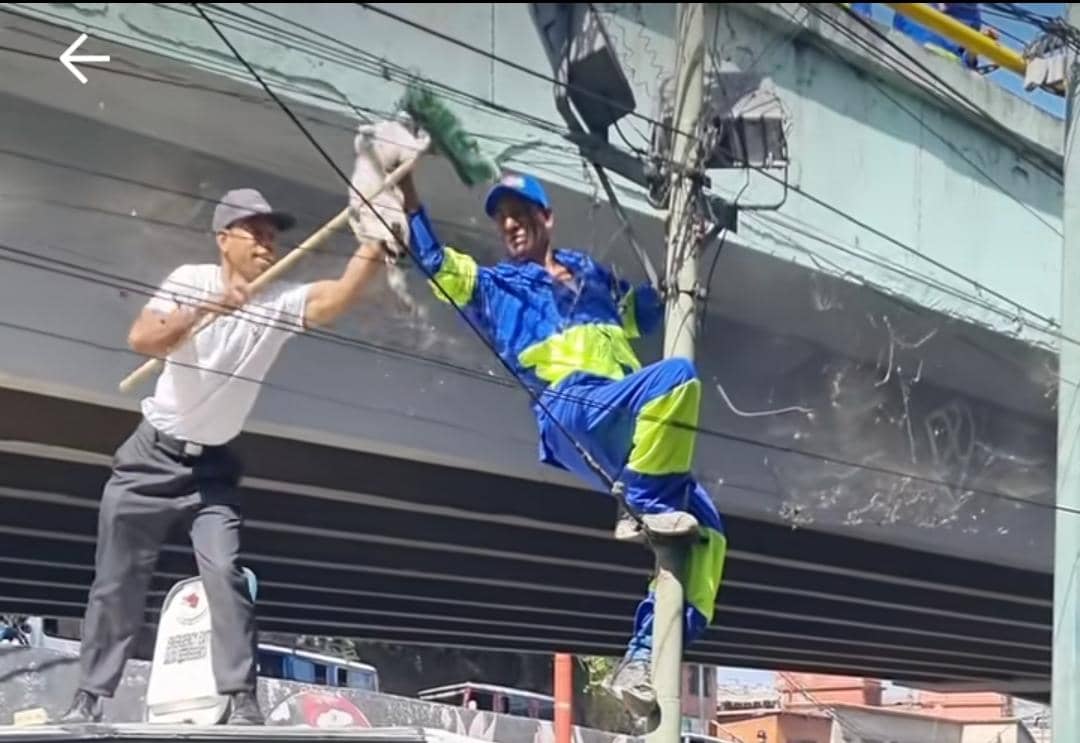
left=614, top=508, right=647, bottom=543
left=225, top=691, right=264, bottom=725
left=614, top=510, right=700, bottom=543
left=57, top=690, right=102, bottom=724
left=603, top=657, right=659, bottom=721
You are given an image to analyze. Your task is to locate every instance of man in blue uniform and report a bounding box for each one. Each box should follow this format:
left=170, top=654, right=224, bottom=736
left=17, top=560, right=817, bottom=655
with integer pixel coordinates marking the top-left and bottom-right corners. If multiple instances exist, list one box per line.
left=364, top=149, right=727, bottom=722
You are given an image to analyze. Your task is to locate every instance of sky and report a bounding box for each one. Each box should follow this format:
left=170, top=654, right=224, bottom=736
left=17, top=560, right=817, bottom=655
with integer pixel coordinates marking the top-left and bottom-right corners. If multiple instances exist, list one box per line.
left=860, top=3, right=1067, bottom=119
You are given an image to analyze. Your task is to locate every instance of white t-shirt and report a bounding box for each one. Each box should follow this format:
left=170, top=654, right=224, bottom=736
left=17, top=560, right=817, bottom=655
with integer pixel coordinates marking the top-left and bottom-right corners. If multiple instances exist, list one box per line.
left=140, top=263, right=310, bottom=446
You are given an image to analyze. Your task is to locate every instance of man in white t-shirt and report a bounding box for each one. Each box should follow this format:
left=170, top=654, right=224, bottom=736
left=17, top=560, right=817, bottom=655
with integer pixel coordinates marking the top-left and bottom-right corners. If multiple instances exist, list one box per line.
left=60, top=186, right=392, bottom=726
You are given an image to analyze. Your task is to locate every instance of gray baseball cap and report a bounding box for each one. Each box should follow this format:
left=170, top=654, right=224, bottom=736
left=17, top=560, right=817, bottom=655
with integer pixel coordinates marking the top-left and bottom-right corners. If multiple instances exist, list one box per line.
left=212, top=188, right=296, bottom=233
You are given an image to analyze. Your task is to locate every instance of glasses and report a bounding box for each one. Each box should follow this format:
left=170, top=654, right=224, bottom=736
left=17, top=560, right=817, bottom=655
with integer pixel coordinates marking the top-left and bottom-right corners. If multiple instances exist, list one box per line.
left=223, top=225, right=277, bottom=247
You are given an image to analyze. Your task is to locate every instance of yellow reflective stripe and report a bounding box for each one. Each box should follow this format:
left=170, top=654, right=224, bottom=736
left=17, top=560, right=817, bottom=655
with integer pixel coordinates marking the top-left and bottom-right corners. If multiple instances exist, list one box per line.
left=619, top=289, right=640, bottom=340
left=428, top=246, right=478, bottom=306
left=687, top=529, right=727, bottom=624
left=517, top=324, right=642, bottom=387
left=628, top=378, right=701, bottom=475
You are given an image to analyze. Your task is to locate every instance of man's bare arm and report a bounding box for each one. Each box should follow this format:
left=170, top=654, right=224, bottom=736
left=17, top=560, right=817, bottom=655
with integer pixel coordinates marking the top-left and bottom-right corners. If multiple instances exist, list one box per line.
left=128, top=285, right=249, bottom=356
left=303, top=242, right=387, bottom=328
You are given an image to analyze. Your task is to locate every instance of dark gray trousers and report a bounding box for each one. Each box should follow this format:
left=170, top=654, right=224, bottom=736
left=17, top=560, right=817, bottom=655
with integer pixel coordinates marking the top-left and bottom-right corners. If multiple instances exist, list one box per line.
left=78, top=419, right=257, bottom=697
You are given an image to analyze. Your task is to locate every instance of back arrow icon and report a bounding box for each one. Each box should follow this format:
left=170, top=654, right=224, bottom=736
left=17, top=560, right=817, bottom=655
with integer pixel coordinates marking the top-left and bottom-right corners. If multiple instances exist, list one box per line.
left=60, top=33, right=110, bottom=84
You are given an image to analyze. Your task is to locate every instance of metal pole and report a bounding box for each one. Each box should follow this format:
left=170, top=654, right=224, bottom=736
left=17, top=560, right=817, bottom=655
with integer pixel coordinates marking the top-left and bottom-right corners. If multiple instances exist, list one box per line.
left=1054, top=5, right=1080, bottom=739
left=697, top=664, right=706, bottom=733
left=883, top=2, right=1026, bottom=74
left=651, top=4, right=705, bottom=743
left=555, top=653, right=573, bottom=743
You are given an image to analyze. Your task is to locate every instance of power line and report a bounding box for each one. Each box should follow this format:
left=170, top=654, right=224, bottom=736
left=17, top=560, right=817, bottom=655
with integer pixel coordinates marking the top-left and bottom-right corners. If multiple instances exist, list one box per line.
left=0, top=242, right=512, bottom=388
left=169, top=2, right=608, bottom=159
left=0, top=314, right=515, bottom=445
left=4, top=129, right=1065, bottom=356
left=8, top=130, right=1071, bottom=444
left=6, top=143, right=1062, bottom=379
left=749, top=160, right=1061, bottom=334
left=10, top=1, right=1064, bottom=342
left=2, top=4, right=587, bottom=169
left=977, top=8, right=1038, bottom=47
left=330, top=4, right=1067, bottom=340
left=354, top=0, right=1064, bottom=202
left=348, top=0, right=1065, bottom=336
left=3, top=6, right=1070, bottom=516
left=776, top=671, right=895, bottom=743
left=0, top=33, right=575, bottom=177
left=991, top=3, right=1079, bottom=48
left=29, top=0, right=1063, bottom=345
left=194, top=3, right=650, bottom=533
left=834, top=4, right=1064, bottom=185
left=0, top=238, right=1070, bottom=520
left=199, top=6, right=878, bottom=525
left=827, top=4, right=1065, bottom=229
left=4, top=8, right=1067, bottom=382
left=354, top=1, right=702, bottom=148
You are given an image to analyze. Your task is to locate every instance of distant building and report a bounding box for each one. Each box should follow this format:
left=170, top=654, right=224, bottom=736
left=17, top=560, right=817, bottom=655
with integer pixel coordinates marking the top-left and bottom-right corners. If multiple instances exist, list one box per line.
left=711, top=672, right=1038, bottom=743
left=681, top=664, right=719, bottom=734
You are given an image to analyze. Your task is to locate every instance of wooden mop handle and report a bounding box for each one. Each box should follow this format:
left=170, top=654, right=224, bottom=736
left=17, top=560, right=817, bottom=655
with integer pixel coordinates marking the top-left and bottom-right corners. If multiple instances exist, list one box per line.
left=117, top=149, right=426, bottom=394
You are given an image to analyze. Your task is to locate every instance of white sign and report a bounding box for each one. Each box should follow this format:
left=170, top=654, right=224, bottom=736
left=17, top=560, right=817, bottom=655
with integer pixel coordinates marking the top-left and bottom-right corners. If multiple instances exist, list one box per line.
left=145, top=573, right=254, bottom=724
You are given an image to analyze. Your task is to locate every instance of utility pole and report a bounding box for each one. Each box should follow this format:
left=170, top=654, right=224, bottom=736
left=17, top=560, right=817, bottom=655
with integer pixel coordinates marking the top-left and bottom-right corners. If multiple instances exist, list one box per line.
left=652, top=4, right=705, bottom=743
left=554, top=653, right=572, bottom=743
left=1054, top=4, right=1080, bottom=739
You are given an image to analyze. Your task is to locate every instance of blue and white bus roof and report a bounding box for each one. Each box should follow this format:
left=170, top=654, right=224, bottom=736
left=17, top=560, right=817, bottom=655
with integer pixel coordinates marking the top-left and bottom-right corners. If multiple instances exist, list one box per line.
left=257, top=642, right=378, bottom=673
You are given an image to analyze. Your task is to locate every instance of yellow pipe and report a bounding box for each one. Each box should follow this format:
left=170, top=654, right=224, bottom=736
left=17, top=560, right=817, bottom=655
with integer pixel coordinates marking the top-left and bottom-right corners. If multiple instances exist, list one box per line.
left=884, top=3, right=1027, bottom=75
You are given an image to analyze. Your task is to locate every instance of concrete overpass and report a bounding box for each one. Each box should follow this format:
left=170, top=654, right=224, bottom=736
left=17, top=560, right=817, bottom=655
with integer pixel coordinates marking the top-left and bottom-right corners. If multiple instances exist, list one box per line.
left=0, top=385, right=1053, bottom=699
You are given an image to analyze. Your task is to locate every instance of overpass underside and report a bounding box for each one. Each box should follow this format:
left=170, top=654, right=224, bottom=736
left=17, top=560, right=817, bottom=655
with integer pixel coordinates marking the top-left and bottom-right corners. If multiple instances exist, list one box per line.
left=0, top=385, right=1053, bottom=702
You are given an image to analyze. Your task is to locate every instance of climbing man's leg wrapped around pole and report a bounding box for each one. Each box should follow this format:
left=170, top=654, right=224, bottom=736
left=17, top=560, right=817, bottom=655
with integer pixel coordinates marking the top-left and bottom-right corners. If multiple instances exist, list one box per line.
left=536, top=357, right=726, bottom=717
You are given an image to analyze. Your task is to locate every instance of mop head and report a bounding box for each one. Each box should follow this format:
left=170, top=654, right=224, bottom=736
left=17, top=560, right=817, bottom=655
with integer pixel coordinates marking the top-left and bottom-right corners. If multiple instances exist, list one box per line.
left=398, top=81, right=498, bottom=187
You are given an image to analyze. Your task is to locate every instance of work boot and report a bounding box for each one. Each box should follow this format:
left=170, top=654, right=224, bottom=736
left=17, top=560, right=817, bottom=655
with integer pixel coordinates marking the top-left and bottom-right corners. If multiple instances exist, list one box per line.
left=604, top=657, right=659, bottom=721
left=57, top=690, right=103, bottom=724
left=614, top=508, right=647, bottom=543
left=225, top=691, right=264, bottom=726
left=614, top=509, right=699, bottom=543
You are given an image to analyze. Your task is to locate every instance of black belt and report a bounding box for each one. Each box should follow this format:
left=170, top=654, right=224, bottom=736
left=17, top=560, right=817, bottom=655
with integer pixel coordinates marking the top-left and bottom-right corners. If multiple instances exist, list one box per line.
left=145, top=421, right=218, bottom=459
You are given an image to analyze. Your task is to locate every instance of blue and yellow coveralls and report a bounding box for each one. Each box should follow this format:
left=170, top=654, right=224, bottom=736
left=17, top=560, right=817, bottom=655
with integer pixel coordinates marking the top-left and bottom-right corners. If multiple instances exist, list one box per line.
left=407, top=205, right=726, bottom=661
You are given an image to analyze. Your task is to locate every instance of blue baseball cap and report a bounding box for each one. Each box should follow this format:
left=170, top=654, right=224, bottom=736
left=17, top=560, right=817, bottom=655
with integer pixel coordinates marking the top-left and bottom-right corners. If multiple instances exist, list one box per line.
left=484, top=173, right=550, bottom=218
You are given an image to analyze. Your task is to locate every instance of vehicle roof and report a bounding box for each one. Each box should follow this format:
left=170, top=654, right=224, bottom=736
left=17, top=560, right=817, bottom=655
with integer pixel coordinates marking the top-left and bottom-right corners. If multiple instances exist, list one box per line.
left=417, top=682, right=553, bottom=702
left=257, top=642, right=378, bottom=672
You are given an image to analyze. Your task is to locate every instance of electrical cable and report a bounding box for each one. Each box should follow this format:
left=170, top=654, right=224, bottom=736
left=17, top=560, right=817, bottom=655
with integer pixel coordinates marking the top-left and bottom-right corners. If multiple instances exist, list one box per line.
left=260, top=0, right=1072, bottom=337
left=4, top=236, right=1070, bottom=520
left=0, top=313, right=520, bottom=444
left=25, top=136, right=1068, bottom=398
left=2, top=6, right=1071, bottom=518
left=835, top=4, right=1065, bottom=185
left=356, top=0, right=1065, bottom=205
left=976, top=9, right=1037, bottom=47
left=3, top=3, right=584, bottom=173
left=19, top=0, right=1019, bottom=347
left=5, top=133, right=1061, bottom=354
left=190, top=4, right=669, bottom=547
left=16, top=0, right=1063, bottom=346
left=354, top=1, right=703, bottom=150
left=823, top=5, right=1065, bottom=238
left=345, top=0, right=1068, bottom=338
left=20, top=136, right=1057, bottom=394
